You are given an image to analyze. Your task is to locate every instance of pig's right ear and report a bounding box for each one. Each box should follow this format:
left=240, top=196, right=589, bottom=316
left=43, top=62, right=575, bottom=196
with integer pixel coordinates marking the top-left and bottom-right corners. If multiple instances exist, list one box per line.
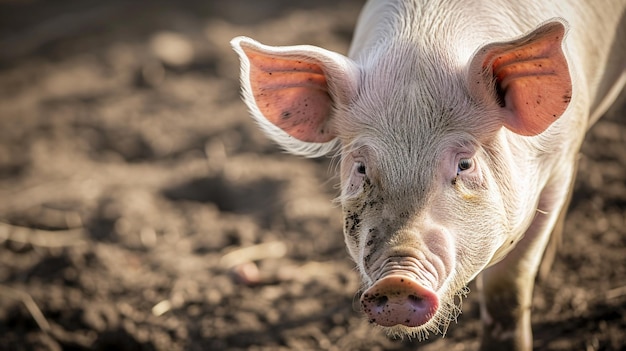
left=230, top=37, right=359, bottom=157
left=468, top=20, right=572, bottom=136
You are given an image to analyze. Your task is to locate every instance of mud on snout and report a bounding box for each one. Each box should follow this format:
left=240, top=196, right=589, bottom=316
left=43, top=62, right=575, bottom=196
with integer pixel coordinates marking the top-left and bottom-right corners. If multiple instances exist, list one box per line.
left=358, top=256, right=468, bottom=340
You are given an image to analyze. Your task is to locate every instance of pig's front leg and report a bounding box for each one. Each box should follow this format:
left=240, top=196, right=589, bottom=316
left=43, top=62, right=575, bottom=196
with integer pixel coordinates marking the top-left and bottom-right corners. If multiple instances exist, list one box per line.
left=477, top=164, right=577, bottom=351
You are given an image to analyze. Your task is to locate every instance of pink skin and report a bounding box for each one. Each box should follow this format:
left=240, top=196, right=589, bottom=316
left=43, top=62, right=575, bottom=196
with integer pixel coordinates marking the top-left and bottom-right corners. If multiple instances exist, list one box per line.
left=340, top=145, right=467, bottom=330
left=361, top=275, right=439, bottom=327
left=231, top=0, right=625, bottom=348
left=358, top=246, right=451, bottom=328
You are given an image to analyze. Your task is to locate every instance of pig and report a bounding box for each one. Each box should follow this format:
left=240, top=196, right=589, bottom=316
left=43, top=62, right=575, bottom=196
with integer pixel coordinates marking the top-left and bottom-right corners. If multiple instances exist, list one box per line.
left=230, top=0, right=626, bottom=350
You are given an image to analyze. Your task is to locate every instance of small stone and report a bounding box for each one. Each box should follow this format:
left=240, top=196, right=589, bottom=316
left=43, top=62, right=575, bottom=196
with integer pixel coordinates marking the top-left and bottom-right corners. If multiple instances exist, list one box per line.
left=231, top=262, right=261, bottom=286
left=150, top=31, right=194, bottom=67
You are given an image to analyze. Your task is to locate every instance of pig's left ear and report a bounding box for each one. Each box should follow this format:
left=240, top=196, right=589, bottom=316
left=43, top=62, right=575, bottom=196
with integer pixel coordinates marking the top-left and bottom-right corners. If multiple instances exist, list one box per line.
left=468, top=20, right=572, bottom=136
left=231, top=37, right=359, bottom=157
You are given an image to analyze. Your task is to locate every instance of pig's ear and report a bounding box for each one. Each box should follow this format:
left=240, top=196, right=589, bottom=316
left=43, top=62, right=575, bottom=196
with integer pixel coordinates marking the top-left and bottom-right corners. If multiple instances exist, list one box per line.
left=231, top=37, right=359, bottom=157
left=468, top=20, right=572, bottom=136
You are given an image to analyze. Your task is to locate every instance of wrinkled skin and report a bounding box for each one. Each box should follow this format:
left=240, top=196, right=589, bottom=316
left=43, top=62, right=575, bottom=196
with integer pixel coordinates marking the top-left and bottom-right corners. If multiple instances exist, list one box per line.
left=231, top=0, right=626, bottom=349
left=335, top=57, right=558, bottom=338
left=338, top=109, right=513, bottom=337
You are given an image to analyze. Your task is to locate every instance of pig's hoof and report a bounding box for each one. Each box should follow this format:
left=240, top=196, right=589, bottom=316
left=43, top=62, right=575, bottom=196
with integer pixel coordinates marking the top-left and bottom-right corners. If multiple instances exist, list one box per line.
left=360, top=275, right=438, bottom=327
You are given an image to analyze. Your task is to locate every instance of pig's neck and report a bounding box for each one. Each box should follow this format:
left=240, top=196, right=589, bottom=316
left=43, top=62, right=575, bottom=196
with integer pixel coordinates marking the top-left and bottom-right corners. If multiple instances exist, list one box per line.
left=503, top=119, right=583, bottom=231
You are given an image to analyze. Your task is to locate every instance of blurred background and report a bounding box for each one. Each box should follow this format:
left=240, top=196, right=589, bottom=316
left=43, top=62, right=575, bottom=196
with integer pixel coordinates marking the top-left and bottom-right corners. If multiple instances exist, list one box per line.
left=0, top=1, right=624, bottom=350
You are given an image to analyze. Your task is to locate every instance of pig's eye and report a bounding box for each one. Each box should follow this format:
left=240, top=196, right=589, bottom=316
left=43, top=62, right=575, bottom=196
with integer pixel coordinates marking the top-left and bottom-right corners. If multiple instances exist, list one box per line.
left=345, top=160, right=367, bottom=197
left=457, top=158, right=473, bottom=174
left=356, top=162, right=366, bottom=175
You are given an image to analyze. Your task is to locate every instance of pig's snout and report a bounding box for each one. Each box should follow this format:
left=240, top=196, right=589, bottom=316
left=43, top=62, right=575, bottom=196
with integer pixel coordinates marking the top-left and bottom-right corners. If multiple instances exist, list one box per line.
left=361, top=275, right=439, bottom=327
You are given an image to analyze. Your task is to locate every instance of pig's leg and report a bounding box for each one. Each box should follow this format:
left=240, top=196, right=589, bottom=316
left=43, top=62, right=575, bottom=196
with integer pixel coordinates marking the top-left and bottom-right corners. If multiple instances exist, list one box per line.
left=477, top=165, right=577, bottom=351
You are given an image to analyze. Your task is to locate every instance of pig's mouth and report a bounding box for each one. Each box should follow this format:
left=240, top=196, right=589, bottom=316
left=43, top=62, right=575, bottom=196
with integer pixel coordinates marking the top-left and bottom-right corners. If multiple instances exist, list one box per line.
left=359, top=255, right=463, bottom=339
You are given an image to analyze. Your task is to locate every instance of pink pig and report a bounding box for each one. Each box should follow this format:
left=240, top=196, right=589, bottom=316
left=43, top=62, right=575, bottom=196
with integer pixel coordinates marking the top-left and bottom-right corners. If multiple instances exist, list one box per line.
left=231, top=0, right=626, bottom=350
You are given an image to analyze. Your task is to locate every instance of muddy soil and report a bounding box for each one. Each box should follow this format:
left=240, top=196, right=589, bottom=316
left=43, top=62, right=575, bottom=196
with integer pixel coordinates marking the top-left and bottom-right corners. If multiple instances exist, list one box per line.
left=0, top=1, right=624, bottom=350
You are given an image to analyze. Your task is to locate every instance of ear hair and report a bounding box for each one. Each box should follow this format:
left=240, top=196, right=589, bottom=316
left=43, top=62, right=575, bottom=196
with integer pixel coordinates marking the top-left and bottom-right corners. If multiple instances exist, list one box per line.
left=231, top=36, right=359, bottom=157
left=467, top=19, right=572, bottom=136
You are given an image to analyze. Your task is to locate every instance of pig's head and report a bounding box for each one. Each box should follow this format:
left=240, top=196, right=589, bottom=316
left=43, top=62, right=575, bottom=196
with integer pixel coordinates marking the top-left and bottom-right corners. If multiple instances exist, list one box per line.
left=231, top=20, right=571, bottom=338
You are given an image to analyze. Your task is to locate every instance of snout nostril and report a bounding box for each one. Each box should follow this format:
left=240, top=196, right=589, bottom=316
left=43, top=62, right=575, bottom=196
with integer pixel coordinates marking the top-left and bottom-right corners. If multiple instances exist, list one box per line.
left=361, top=293, right=389, bottom=308
left=408, top=294, right=424, bottom=303
left=360, top=275, right=440, bottom=328
left=373, top=296, right=388, bottom=307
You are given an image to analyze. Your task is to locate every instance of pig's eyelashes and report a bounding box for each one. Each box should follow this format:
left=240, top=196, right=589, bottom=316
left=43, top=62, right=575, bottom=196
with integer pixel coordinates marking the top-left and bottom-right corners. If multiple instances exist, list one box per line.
left=344, top=161, right=367, bottom=198
left=456, top=158, right=474, bottom=175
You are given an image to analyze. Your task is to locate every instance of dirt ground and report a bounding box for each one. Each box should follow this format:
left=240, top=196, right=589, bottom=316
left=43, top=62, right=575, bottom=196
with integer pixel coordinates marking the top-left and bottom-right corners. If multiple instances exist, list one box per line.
left=0, top=1, right=624, bottom=350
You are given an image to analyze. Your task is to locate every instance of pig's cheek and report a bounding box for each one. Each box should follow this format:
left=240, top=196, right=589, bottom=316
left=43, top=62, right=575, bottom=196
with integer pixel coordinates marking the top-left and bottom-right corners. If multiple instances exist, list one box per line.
left=343, top=206, right=364, bottom=261
left=343, top=204, right=378, bottom=273
left=343, top=230, right=360, bottom=263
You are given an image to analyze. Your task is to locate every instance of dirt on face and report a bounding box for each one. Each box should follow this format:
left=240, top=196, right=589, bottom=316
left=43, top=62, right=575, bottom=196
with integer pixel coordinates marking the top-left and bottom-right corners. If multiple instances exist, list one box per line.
left=0, top=1, right=624, bottom=350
